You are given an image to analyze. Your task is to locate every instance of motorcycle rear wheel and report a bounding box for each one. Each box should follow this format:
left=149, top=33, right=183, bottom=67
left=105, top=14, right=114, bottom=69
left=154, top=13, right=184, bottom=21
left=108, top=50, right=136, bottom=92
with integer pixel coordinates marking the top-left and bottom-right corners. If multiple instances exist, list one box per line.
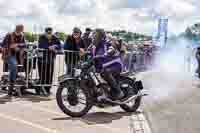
left=120, top=96, right=141, bottom=112
left=118, top=76, right=142, bottom=112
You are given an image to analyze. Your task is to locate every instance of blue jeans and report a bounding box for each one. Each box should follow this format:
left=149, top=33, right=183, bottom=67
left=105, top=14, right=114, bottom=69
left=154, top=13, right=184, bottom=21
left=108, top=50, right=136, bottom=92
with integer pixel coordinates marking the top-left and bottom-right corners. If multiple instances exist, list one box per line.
left=6, top=56, right=17, bottom=82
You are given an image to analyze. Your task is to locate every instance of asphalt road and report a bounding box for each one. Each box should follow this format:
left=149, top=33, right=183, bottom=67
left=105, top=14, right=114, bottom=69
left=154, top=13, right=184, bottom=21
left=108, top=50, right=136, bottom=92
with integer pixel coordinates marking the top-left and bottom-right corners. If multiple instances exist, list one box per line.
left=0, top=90, right=151, bottom=133
left=140, top=70, right=200, bottom=133
left=1, top=69, right=199, bottom=133
left=0, top=54, right=152, bottom=133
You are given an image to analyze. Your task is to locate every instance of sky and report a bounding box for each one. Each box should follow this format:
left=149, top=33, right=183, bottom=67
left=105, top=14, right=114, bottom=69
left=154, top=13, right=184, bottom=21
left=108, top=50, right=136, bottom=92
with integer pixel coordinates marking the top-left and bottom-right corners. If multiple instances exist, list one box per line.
left=0, top=0, right=199, bottom=35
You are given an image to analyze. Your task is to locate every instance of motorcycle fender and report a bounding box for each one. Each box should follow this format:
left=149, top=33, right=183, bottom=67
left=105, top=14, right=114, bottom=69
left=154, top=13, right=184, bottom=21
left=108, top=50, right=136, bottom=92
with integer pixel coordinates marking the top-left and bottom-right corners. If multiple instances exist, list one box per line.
left=135, top=80, right=144, bottom=90
left=58, top=75, right=77, bottom=84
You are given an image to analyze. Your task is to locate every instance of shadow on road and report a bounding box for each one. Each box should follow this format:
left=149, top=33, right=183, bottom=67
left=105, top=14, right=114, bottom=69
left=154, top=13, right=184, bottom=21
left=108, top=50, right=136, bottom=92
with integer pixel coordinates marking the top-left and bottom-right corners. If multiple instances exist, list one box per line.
left=0, top=95, right=12, bottom=104
left=52, top=111, right=141, bottom=125
left=0, top=89, right=54, bottom=103
left=22, top=95, right=54, bottom=103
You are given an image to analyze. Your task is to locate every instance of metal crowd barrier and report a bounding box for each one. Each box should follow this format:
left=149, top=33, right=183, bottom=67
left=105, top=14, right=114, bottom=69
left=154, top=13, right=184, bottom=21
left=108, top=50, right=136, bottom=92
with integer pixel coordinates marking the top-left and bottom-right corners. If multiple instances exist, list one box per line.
left=125, top=50, right=155, bottom=73
left=0, top=47, right=156, bottom=92
left=25, top=49, right=81, bottom=87
left=0, top=48, right=81, bottom=91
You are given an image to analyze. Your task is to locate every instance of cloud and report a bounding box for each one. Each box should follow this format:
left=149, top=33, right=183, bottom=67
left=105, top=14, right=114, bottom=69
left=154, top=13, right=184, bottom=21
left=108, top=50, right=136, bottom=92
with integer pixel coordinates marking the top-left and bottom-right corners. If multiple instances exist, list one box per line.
left=0, top=0, right=199, bottom=35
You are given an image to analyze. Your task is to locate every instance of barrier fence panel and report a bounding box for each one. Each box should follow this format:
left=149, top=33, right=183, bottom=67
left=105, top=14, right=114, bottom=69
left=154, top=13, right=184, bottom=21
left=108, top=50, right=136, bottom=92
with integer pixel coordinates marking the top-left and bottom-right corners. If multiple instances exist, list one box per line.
left=126, top=50, right=156, bottom=73
left=0, top=49, right=80, bottom=90
left=26, top=49, right=81, bottom=87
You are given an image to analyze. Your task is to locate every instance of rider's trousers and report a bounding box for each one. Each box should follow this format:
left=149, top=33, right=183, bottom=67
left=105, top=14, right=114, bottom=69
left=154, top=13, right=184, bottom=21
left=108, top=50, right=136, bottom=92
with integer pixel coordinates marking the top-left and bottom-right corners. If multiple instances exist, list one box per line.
left=101, top=67, right=122, bottom=97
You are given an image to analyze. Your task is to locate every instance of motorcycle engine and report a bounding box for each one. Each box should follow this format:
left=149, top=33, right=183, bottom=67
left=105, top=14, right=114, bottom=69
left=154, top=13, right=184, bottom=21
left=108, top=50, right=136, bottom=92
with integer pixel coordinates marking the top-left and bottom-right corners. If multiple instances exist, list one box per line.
left=121, top=84, right=129, bottom=89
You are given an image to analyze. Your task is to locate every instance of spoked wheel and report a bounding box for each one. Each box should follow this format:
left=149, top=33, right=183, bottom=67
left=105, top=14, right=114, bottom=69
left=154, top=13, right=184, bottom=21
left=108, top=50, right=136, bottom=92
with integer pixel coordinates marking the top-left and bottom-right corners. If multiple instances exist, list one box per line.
left=56, top=80, right=93, bottom=117
left=119, top=76, right=142, bottom=112
left=120, top=96, right=141, bottom=112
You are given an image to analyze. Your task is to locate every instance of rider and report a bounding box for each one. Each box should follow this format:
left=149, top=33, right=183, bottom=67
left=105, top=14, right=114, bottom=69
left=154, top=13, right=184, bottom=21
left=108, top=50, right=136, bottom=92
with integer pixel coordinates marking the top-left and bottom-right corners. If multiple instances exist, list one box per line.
left=91, top=29, right=124, bottom=100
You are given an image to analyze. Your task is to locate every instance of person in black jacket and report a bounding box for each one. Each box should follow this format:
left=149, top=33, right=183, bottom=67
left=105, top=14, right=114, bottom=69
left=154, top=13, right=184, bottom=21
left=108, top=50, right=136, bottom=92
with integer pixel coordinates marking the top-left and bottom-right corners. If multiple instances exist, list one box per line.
left=64, top=27, right=85, bottom=75
left=38, top=27, right=62, bottom=95
left=82, top=28, right=92, bottom=49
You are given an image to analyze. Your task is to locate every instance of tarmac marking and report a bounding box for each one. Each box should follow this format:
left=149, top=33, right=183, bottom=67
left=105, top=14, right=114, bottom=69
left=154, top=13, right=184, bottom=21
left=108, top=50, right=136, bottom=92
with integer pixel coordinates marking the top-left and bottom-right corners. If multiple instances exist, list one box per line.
left=129, top=113, right=152, bottom=133
left=0, top=112, right=61, bottom=133
left=142, top=113, right=152, bottom=133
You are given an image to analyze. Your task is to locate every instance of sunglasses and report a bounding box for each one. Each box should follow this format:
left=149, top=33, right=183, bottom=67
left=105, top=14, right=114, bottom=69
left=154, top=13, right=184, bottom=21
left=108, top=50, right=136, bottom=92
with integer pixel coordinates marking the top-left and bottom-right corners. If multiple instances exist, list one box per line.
left=46, top=31, right=52, bottom=34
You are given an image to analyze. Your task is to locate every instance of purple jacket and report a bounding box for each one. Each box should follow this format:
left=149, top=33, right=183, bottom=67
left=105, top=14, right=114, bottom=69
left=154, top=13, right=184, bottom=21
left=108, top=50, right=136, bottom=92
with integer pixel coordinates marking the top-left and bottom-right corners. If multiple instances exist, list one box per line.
left=91, top=40, right=123, bottom=71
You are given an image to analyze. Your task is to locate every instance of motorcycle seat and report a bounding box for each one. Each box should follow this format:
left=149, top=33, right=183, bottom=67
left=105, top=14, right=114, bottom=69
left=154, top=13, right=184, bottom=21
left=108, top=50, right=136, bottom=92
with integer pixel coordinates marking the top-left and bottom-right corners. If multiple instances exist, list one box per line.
left=120, top=71, right=136, bottom=77
left=120, top=72, right=136, bottom=81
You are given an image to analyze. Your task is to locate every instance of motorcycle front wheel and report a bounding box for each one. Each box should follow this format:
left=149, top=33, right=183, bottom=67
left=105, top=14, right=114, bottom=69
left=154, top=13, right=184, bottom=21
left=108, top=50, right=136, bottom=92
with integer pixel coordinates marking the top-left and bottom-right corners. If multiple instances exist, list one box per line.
left=56, top=80, right=93, bottom=117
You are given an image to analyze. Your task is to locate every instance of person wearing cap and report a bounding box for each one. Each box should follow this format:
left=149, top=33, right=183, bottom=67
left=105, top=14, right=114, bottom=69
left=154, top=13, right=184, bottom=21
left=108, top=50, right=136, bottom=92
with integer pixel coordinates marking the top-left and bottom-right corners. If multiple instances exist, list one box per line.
left=117, top=39, right=128, bottom=71
left=37, top=27, right=62, bottom=95
left=82, top=28, right=92, bottom=49
left=64, top=27, right=85, bottom=75
left=2, top=24, right=26, bottom=96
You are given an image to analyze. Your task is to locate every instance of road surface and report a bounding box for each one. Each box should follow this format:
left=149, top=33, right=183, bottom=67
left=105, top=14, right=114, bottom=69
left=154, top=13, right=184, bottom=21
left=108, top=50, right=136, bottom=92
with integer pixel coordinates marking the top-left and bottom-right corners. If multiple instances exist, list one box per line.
left=140, top=70, right=200, bottom=133
left=0, top=54, right=152, bottom=133
left=0, top=91, right=151, bottom=133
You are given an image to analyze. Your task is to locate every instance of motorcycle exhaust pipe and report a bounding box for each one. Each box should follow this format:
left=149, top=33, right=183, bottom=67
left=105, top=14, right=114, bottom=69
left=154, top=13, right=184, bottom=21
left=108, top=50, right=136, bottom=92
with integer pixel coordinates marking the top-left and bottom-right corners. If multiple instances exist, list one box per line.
left=104, top=91, right=148, bottom=105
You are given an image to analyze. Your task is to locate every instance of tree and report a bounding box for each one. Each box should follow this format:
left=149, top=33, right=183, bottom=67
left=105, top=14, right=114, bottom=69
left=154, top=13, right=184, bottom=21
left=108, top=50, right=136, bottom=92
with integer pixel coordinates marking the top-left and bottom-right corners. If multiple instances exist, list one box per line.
left=24, top=32, right=34, bottom=42
left=124, top=32, right=133, bottom=42
left=55, top=32, right=66, bottom=41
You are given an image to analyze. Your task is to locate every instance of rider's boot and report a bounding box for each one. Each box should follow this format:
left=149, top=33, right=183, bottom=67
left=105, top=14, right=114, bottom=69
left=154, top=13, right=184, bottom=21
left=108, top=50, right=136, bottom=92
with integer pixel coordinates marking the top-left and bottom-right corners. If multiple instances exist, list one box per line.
left=111, top=84, right=124, bottom=101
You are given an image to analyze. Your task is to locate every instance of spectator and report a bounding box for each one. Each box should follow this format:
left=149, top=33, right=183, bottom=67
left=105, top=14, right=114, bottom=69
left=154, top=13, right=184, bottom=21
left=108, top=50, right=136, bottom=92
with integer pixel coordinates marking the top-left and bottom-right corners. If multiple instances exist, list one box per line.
left=128, top=44, right=137, bottom=72
left=54, top=32, right=64, bottom=52
left=64, top=27, right=85, bottom=75
left=116, top=39, right=128, bottom=71
left=38, top=27, right=62, bottom=95
left=196, top=47, right=200, bottom=78
left=106, top=36, right=128, bottom=71
left=82, top=28, right=92, bottom=49
left=106, top=33, right=113, bottom=42
left=2, top=24, right=25, bottom=96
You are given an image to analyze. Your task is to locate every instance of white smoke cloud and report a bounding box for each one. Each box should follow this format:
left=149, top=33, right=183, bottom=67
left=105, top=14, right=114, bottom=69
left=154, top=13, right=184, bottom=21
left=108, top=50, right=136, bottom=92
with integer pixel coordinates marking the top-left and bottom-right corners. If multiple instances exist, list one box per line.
left=140, top=37, right=196, bottom=102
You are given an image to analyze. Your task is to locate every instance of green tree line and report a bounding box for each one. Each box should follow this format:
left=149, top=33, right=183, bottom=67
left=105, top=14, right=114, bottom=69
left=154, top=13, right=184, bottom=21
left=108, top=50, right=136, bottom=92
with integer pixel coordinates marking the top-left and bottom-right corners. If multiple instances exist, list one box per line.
left=24, top=32, right=66, bottom=42
left=24, top=30, right=151, bottom=43
left=111, top=30, right=152, bottom=42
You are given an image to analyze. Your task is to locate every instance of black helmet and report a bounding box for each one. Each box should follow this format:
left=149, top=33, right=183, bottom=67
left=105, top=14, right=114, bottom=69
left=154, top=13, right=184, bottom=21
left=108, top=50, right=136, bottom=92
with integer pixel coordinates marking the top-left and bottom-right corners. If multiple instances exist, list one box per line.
left=92, top=28, right=106, bottom=46
left=94, top=28, right=106, bottom=39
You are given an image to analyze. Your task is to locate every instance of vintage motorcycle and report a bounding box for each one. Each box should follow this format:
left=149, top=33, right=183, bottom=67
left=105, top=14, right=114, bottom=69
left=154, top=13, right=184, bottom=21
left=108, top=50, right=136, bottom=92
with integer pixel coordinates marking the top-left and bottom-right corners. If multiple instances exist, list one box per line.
left=56, top=51, right=147, bottom=117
